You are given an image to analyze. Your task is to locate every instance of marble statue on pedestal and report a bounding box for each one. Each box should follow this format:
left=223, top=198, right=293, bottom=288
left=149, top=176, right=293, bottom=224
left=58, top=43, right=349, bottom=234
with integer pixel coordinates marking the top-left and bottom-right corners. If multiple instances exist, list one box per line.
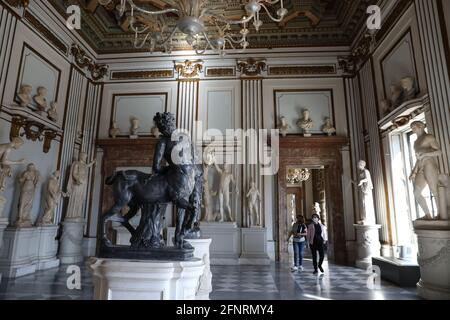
left=47, top=102, right=58, bottom=122
left=322, top=118, right=336, bottom=136
left=16, top=84, right=32, bottom=108
left=0, top=138, right=25, bottom=192
left=214, top=163, right=238, bottom=222
left=109, top=121, right=121, bottom=139
left=130, top=117, right=139, bottom=139
left=409, top=121, right=442, bottom=220
left=278, top=116, right=290, bottom=137
left=38, top=171, right=67, bottom=226
left=297, top=109, right=314, bottom=137
left=313, top=202, right=321, bottom=216
left=64, top=152, right=96, bottom=221
left=353, top=160, right=376, bottom=225
left=33, top=86, right=48, bottom=115
left=15, top=164, right=40, bottom=228
left=201, top=146, right=215, bottom=222
left=246, top=181, right=261, bottom=227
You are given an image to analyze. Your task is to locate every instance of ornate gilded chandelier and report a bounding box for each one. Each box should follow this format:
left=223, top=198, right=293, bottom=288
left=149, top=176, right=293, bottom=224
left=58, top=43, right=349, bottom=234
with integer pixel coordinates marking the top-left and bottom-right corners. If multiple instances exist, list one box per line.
left=98, top=0, right=288, bottom=55
left=287, top=168, right=311, bottom=185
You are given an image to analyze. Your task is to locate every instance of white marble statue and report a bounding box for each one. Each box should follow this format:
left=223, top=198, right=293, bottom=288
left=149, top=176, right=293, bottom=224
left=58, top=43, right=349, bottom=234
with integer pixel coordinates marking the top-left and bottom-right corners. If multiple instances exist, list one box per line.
left=17, top=84, right=32, bottom=108
left=409, top=121, right=442, bottom=220
left=313, top=202, right=321, bottom=216
left=297, top=109, right=314, bottom=137
left=322, top=117, right=336, bottom=136
left=201, top=146, right=215, bottom=222
left=246, top=181, right=261, bottom=227
left=38, top=171, right=67, bottom=226
left=352, top=160, right=376, bottom=225
left=213, top=163, right=238, bottom=222
left=151, top=126, right=161, bottom=139
left=390, top=84, right=404, bottom=108
left=401, top=76, right=418, bottom=100
left=65, top=152, right=96, bottom=221
left=130, top=117, right=139, bottom=139
left=0, top=138, right=25, bottom=192
left=15, top=163, right=40, bottom=228
left=47, top=102, right=58, bottom=122
left=33, top=86, right=48, bottom=114
left=278, top=116, right=290, bottom=137
left=109, top=121, right=121, bottom=139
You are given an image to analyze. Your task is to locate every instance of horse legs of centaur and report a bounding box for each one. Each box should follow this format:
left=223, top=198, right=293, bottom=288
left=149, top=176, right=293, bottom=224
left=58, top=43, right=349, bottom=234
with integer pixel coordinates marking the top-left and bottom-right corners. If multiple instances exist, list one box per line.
left=100, top=112, right=202, bottom=250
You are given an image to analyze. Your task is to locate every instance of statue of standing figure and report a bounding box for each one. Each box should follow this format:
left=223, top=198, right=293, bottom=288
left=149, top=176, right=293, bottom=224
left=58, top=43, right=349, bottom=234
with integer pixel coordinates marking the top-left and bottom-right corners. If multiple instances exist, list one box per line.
left=353, top=160, right=376, bottom=225
left=409, top=121, right=442, bottom=220
left=64, top=152, right=96, bottom=221
left=0, top=138, right=25, bottom=192
left=16, top=164, right=40, bottom=228
left=201, top=146, right=215, bottom=222
left=213, top=163, right=238, bottom=222
left=38, top=171, right=67, bottom=226
left=246, top=181, right=261, bottom=227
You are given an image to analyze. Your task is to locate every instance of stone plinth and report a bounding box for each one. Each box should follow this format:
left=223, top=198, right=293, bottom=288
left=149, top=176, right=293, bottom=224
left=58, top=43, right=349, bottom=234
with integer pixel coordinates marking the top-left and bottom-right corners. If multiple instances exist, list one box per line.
left=58, top=219, right=85, bottom=264
left=239, top=227, right=270, bottom=265
left=354, top=224, right=381, bottom=269
left=36, top=225, right=60, bottom=270
left=0, top=218, right=7, bottom=282
left=414, top=220, right=450, bottom=300
left=185, top=238, right=212, bottom=300
left=87, top=258, right=204, bottom=300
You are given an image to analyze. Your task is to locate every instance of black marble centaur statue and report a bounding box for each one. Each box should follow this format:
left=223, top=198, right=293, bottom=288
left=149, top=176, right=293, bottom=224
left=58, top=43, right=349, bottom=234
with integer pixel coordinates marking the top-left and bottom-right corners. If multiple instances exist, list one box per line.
left=98, top=112, right=202, bottom=260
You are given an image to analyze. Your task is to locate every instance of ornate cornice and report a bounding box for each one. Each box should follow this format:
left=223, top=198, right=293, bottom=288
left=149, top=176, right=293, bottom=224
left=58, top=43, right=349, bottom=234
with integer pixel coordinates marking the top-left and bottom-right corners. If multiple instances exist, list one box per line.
left=205, top=67, right=236, bottom=78
left=237, top=58, right=267, bottom=77
left=110, top=69, right=174, bottom=80
left=4, top=0, right=29, bottom=8
left=174, top=60, right=203, bottom=79
left=268, top=65, right=336, bottom=76
left=70, top=44, right=108, bottom=81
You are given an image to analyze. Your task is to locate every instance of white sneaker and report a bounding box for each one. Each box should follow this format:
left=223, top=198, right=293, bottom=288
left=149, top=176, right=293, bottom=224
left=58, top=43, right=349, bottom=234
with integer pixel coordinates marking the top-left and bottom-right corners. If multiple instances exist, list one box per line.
left=291, top=266, right=298, bottom=272
left=298, top=266, right=304, bottom=271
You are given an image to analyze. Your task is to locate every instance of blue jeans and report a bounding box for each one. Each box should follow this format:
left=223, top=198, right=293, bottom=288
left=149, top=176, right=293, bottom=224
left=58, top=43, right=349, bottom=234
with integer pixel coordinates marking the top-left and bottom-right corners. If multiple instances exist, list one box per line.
left=293, top=241, right=305, bottom=267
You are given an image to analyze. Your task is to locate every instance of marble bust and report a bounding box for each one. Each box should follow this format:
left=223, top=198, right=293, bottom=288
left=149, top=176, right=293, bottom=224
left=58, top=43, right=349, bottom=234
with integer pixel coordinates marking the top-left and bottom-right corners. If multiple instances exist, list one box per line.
left=130, top=117, right=139, bottom=139
left=33, top=86, right=49, bottom=114
left=16, top=163, right=40, bottom=228
left=409, top=121, right=442, bottom=220
left=278, top=116, right=290, bottom=137
left=380, top=99, right=392, bottom=115
left=17, top=84, right=32, bottom=107
left=297, top=109, right=314, bottom=137
left=322, top=117, right=336, bottom=136
left=109, top=121, right=121, bottom=139
left=390, top=84, right=404, bottom=108
left=47, top=102, right=58, bottom=122
left=401, top=76, right=418, bottom=100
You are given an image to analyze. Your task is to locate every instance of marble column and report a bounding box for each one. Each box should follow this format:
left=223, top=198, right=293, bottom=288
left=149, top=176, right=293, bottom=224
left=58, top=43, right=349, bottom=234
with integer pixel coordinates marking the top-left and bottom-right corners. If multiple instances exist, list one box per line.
left=415, top=0, right=450, bottom=173
left=0, top=6, right=17, bottom=103
left=177, top=80, right=199, bottom=139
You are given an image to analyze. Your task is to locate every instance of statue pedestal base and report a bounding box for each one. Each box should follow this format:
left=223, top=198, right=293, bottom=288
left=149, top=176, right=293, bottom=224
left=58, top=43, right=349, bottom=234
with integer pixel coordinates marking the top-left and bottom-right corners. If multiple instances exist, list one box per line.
left=169, top=222, right=240, bottom=265
left=0, top=218, right=7, bottom=282
left=58, top=219, right=85, bottom=264
left=0, top=195, right=6, bottom=218
left=185, top=238, right=212, bottom=300
left=239, top=228, right=270, bottom=265
left=354, top=224, right=381, bottom=270
left=87, top=258, right=204, bottom=300
left=36, top=225, right=60, bottom=270
left=413, top=220, right=450, bottom=300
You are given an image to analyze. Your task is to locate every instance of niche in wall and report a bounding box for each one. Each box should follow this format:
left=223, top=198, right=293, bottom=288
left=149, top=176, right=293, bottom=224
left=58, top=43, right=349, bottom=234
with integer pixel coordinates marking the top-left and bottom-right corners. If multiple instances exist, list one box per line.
left=111, top=93, right=168, bottom=136
left=274, top=89, right=334, bottom=135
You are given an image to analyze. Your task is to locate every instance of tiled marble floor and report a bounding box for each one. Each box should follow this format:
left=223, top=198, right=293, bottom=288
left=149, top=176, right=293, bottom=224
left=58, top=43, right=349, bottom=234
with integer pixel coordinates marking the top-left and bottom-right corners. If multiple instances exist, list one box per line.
left=0, top=257, right=420, bottom=300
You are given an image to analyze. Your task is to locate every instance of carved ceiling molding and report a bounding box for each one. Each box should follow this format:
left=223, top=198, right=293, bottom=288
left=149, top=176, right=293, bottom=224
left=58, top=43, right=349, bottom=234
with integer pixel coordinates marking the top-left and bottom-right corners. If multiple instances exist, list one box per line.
left=70, top=44, right=109, bottom=81
left=268, top=65, right=336, bottom=76
left=205, top=67, right=236, bottom=78
left=174, top=60, right=203, bottom=79
left=237, top=58, right=267, bottom=77
left=110, top=69, right=174, bottom=80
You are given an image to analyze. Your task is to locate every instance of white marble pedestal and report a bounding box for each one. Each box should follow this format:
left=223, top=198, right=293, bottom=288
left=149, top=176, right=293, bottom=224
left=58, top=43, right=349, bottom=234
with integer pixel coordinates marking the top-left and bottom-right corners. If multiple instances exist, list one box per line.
left=414, top=220, right=450, bottom=300
left=185, top=238, right=212, bottom=300
left=354, top=224, right=381, bottom=269
left=0, top=227, right=39, bottom=278
left=58, top=219, right=85, bottom=264
left=87, top=258, right=205, bottom=300
left=239, top=227, right=270, bottom=265
left=36, top=225, right=60, bottom=270
left=168, top=222, right=240, bottom=265
left=0, top=217, right=7, bottom=282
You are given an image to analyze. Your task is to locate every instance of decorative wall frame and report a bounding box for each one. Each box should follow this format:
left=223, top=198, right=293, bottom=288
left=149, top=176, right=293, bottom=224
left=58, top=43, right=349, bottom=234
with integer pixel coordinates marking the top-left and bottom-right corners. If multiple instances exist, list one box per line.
left=15, top=44, right=61, bottom=111
left=111, top=93, right=168, bottom=137
left=274, top=89, right=335, bottom=135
